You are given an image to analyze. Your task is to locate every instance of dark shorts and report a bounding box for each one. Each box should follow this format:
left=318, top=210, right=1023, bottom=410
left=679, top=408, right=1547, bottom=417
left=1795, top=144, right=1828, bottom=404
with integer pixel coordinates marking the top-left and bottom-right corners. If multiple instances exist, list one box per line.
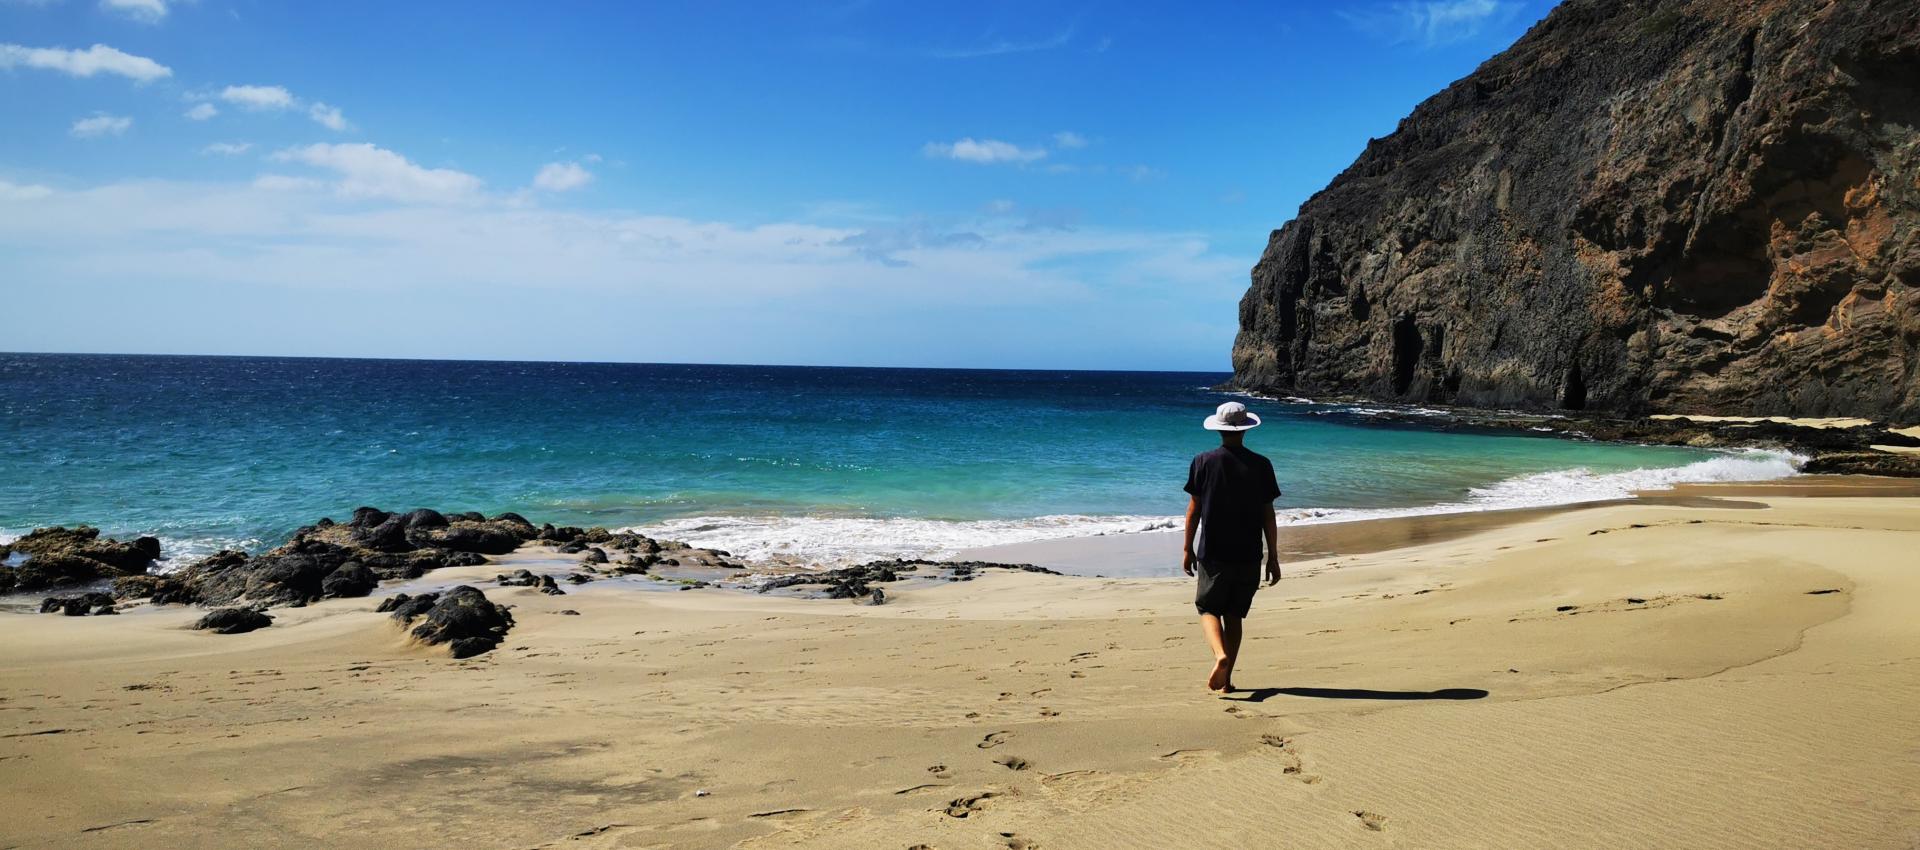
left=1195, top=560, right=1259, bottom=618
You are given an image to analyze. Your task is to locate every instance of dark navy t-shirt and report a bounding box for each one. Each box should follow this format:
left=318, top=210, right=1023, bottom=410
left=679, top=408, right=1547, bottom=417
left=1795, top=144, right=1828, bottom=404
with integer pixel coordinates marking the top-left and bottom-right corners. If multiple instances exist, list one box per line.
left=1184, top=446, right=1282, bottom=564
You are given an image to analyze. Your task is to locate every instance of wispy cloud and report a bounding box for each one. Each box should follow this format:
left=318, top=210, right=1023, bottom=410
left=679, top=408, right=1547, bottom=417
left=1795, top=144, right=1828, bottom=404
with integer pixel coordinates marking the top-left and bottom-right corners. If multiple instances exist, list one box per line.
left=927, top=27, right=1074, bottom=59
left=200, top=141, right=251, bottom=156
left=184, top=102, right=218, bottom=121
left=532, top=161, right=593, bottom=192
left=269, top=143, right=483, bottom=204
left=70, top=112, right=132, bottom=138
left=923, top=138, right=1047, bottom=165
left=0, top=180, right=55, bottom=202
left=0, top=172, right=1246, bottom=366
left=1341, top=0, right=1520, bottom=47
left=1052, top=131, right=1088, bottom=150
left=834, top=220, right=986, bottom=266
left=221, top=84, right=295, bottom=110
left=308, top=102, right=348, bottom=131
left=0, top=43, right=171, bottom=82
left=100, top=0, right=166, bottom=23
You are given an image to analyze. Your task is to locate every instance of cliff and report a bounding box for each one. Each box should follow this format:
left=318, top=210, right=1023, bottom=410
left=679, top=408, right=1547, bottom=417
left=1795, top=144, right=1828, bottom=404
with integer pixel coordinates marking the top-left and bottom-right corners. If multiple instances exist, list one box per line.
left=1231, top=0, right=1920, bottom=420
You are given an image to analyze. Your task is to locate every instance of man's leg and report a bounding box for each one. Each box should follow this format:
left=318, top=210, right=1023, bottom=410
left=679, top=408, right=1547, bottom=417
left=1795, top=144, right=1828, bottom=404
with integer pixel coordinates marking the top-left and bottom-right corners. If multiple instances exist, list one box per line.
left=1201, top=613, right=1231, bottom=691
left=1221, top=616, right=1244, bottom=691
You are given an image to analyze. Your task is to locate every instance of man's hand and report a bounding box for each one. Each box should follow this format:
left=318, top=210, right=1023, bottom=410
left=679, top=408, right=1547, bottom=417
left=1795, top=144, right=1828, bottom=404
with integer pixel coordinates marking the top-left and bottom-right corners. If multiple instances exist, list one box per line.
left=1182, top=548, right=1196, bottom=576
left=1265, top=557, right=1282, bottom=586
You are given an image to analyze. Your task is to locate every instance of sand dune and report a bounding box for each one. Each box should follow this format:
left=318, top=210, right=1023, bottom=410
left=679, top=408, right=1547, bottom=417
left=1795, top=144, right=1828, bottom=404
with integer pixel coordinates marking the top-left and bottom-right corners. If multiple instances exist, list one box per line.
left=2, top=491, right=1917, bottom=848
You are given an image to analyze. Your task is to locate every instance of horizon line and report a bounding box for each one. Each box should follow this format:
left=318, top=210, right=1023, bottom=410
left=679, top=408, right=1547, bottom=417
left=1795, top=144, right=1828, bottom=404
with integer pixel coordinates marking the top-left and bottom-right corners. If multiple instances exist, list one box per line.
left=0, top=350, right=1234, bottom=376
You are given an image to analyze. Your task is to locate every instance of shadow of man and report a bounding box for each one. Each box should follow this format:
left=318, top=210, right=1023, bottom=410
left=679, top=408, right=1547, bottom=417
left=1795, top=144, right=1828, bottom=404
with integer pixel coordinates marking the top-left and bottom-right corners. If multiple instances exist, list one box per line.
left=1222, top=686, right=1489, bottom=703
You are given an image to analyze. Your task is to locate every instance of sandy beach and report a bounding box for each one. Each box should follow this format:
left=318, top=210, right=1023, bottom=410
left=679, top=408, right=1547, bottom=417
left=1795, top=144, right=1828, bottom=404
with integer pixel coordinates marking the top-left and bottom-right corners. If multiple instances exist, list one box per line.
left=3, top=484, right=1918, bottom=849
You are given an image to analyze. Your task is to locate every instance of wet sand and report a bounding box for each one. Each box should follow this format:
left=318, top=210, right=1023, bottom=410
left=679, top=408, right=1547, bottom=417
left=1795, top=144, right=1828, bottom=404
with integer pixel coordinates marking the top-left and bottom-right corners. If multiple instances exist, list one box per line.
left=2, top=484, right=1918, bottom=848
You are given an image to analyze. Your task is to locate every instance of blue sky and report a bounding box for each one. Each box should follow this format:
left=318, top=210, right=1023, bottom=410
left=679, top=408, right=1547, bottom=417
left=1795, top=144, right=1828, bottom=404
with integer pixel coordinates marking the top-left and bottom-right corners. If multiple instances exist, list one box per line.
left=0, top=0, right=1554, bottom=370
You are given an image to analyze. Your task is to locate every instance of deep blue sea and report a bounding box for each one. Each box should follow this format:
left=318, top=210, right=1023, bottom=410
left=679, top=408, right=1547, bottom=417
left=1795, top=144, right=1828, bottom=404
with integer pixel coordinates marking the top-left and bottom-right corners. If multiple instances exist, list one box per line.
left=0, top=354, right=1799, bottom=565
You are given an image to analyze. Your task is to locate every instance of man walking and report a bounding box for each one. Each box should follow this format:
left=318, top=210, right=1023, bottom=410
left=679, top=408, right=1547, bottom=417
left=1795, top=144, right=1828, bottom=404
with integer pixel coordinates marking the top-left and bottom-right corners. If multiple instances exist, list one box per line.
left=1182, top=401, right=1282, bottom=693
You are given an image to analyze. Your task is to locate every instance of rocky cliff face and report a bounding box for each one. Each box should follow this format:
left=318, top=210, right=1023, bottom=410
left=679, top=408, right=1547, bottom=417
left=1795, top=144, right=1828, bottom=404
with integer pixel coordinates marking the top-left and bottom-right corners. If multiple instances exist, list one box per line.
left=1231, top=0, right=1920, bottom=420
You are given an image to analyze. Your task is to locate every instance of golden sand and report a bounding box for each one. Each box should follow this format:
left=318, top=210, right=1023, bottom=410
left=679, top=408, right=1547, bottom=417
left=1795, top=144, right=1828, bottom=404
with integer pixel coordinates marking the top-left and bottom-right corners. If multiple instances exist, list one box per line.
left=2, top=490, right=1917, bottom=848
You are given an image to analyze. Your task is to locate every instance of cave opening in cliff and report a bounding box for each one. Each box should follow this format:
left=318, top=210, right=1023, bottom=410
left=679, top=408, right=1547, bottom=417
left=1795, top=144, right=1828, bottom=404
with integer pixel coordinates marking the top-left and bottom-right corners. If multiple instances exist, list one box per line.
left=1561, top=361, right=1587, bottom=410
left=1391, top=315, right=1422, bottom=396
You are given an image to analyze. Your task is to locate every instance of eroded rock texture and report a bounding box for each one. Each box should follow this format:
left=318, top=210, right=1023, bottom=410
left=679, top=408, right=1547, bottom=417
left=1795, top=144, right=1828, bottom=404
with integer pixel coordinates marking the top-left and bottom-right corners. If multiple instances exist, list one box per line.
left=1232, top=0, right=1920, bottom=419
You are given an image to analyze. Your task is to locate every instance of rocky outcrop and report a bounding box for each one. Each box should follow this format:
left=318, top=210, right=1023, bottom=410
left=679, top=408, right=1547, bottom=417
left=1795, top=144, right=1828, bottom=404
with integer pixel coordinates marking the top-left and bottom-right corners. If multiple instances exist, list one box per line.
left=161, top=508, right=532, bottom=608
left=385, top=586, right=515, bottom=658
left=1232, top=0, right=1920, bottom=420
left=5, top=526, right=158, bottom=591
left=193, top=607, right=273, bottom=634
left=40, top=592, right=117, bottom=616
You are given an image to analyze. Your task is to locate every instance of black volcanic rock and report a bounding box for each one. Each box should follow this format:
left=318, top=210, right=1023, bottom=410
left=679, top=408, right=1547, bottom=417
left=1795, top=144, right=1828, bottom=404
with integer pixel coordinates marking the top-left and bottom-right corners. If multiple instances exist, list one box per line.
left=194, top=607, right=272, bottom=634
left=1232, top=0, right=1920, bottom=419
left=389, top=585, right=514, bottom=658
left=6, top=525, right=156, bottom=589
left=320, top=561, right=378, bottom=599
left=40, top=592, right=116, bottom=616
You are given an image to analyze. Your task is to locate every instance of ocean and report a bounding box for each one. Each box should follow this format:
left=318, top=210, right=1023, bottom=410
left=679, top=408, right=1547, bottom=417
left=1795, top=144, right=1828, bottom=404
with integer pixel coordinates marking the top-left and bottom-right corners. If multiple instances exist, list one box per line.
left=0, top=353, right=1800, bottom=566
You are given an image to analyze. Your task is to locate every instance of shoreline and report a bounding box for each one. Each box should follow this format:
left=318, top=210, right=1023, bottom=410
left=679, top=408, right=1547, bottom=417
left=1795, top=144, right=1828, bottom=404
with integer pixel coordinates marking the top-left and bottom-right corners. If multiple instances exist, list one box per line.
left=2, top=481, right=1916, bottom=847
left=960, top=475, right=1920, bottom=577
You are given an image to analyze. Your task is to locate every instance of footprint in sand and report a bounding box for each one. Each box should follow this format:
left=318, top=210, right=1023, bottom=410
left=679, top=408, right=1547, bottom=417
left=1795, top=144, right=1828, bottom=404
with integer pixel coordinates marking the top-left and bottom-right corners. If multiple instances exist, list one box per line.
left=994, top=755, right=1030, bottom=771
left=977, top=731, right=1010, bottom=749
left=1000, top=834, right=1041, bottom=850
left=942, top=792, right=996, bottom=818
left=1353, top=811, right=1387, bottom=831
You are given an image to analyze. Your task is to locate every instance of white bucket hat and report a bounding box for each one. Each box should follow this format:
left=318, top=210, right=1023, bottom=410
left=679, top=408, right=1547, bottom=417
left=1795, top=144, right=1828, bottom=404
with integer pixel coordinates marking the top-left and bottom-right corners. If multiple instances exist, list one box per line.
left=1203, top=401, right=1262, bottom=431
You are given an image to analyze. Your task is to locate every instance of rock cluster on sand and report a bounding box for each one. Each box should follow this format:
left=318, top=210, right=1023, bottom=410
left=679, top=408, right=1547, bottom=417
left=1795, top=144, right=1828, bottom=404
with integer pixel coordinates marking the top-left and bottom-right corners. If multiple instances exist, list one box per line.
left=1231, top=0, right=1920, bottom=421
left=495, top=569, right=565, bottom=595
left=757, top=559, right=1060, bottom=600
left=9, top=507, right=1054, bottom=657
left=40, top=592, right=117, bottom=616
left=114, top=507, right=534, bottom=609
left=2, top=526, right=159, bottom=592
left=379, top=586, right=514, bottom=659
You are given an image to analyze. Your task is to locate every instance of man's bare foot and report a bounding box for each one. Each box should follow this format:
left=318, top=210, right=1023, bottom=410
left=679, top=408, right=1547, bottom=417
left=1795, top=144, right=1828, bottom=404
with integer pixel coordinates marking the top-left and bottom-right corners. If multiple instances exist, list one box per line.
left=1207, top=658, right=1231, bottom=692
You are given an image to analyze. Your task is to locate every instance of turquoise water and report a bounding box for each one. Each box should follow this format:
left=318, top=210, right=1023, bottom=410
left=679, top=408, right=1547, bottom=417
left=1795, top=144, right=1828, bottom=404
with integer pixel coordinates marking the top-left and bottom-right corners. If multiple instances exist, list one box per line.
left=0, top=354, right=1796, bottom=565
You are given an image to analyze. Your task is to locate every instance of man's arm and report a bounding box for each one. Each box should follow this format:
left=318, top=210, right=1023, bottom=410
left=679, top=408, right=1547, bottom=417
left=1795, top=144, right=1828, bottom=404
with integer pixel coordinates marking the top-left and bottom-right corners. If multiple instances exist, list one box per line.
left=1182, top=497, right=1199, bottom=576
left=1263, top=503, right=1281, bottom=585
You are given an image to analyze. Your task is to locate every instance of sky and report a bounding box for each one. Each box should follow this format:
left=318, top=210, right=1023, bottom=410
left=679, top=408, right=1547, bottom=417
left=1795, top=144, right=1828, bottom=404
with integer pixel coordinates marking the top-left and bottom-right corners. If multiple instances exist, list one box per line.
left=0, top=0, right=1557, bottom=371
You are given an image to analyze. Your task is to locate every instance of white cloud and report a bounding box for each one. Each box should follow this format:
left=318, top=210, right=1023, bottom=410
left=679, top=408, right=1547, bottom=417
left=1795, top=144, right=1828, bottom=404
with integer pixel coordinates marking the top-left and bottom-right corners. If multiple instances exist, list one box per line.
left=532, top=161, right=593, bottom=192
left=100, top=0, right=166, bottom=23
left=0, top=180, right=55, bottom=201
left=922, top=138, right=1046, bottom=165
left=984, top=199, right=1016, bottom=214
left=1342, top=0, right=1519, bottom=47
left=1052, top=131, right=1088, bottom=149
left=0, top=174, right=1247, bottom=367
left=184, top=102, right=218, bottom=121
left=71, top=113, right=132, bottom=138
left=308, top=102, right=348, bottom=131
left=252, top=174, right=325, bottom=192
left=0, top=43, right=171, bottom=82
left=220, top=84, right=295, bottom=110
left=201, top=141, right=252, bottom=156
left=270, top=142, right=483, bottom=204
left=927, top=28, right=1074, bottom=59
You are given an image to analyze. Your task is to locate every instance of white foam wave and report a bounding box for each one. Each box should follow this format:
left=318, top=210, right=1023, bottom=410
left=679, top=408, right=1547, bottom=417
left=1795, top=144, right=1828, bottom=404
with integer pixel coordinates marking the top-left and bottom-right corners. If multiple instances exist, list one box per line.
left=620, top=449, right=1802, bottom=566
left=624, top=514, right=1180, bottom=565
left=3, top=451, right=1803, bottom=573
